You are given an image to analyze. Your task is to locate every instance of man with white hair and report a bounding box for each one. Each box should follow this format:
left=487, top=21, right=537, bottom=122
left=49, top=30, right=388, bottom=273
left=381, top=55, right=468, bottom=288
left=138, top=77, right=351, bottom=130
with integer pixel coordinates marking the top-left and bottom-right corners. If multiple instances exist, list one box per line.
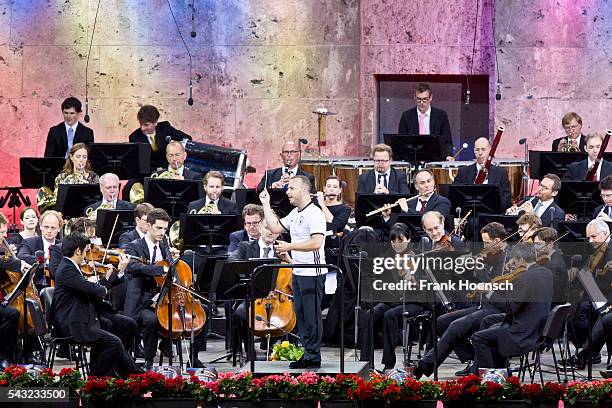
left=85, top=173, right=135, bottom=216
left=260, top=175, right=326, bottom=368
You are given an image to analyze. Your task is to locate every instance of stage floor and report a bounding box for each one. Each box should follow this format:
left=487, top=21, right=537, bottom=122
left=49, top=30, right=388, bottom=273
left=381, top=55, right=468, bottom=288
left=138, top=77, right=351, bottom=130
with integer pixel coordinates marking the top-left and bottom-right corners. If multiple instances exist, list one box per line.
left=48, top=335, right=609, bottom=382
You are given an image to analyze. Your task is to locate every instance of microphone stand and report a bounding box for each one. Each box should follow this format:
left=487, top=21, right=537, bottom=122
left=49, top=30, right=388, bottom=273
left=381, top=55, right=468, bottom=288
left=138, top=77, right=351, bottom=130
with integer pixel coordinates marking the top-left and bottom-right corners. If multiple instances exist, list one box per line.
left=353, top=251, right=363, bottom=362
left=522, top=140, right=529, bottom=199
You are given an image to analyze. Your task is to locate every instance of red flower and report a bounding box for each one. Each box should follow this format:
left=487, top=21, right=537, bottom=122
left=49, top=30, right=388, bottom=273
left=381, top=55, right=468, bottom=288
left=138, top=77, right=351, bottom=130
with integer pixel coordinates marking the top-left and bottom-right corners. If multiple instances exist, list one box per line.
left=59, top=368, right=76, bottom=377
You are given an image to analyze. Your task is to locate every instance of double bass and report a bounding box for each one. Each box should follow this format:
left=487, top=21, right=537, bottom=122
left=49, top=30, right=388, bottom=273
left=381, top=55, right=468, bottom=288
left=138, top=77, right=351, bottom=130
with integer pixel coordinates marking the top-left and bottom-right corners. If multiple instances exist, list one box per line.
left=252, top=261, right=296, bottom=338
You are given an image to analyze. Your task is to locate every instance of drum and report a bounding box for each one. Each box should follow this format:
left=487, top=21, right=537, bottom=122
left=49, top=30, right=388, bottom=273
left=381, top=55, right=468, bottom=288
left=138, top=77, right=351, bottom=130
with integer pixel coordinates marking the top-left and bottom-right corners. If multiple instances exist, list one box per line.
left=333, top=161, right=411, bottom=207
left=425, top=161, right=473, bottom=186
left=301, top=156, right=365, bottom=191
left=493, top=158, right=525, bottom=204
left=184, top=140, right=247, bottom=189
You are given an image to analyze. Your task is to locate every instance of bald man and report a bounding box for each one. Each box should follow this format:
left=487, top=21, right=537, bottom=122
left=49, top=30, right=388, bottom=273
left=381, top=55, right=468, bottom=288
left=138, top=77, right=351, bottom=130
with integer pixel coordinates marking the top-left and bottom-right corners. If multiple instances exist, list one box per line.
left=257, top=141, right=315, bottom=193
left=453, top=137, right=512, bottom=212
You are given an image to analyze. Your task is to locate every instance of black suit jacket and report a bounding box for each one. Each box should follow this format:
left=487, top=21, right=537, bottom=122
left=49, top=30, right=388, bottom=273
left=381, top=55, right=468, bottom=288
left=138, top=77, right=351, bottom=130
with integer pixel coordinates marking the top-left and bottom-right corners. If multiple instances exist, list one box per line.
left=593, top=204, right=612, bottom=219
left=551, top=135, right=586, bottom=153
left=187, top=196, right=238, bottom=215
left=228, top=229, right=251, bottom=253
left=528, top=197, right=566, bottom=228
left=124, top=237, right=169, bottom=319
left=545, top=250, right=568, bottom=304
left=228, top=240, right=267, bottom=261
left=563, top=159, right=612, bottom=181
left=0, top=256, right=23, bottom=273
left=118, top=228, right=143, bottom=249
left=454, top=163, right=513, bottom=211
left=183, top=168, right=202, bottom=180
left=84, top=199, right=135, bottom=215
left=44, top=122, right=94, bottom=158
left=404, top=192, right=451, bottom=218
left=420, top=234, right=465, bottom=251
left=17, top=236, right=59, bottom=284
left=257, top=167, right=316, bottom=193
left=129, top=121, right=192, bottom=172
left=495, top=264, right=552, bottom=357
left=52, top=257, right=107, bottom=343
left=357, top=168, right=410, bottom=194
left=398, top=106, right=452, bottom=156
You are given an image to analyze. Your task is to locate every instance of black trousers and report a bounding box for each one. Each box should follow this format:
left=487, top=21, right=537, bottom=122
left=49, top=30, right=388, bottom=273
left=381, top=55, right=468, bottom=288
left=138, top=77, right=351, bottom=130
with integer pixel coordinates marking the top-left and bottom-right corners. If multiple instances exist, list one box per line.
left=0, top=305, right=20, bottom=359
left=359, top=302, right=422, bottom=368
left=135, top=308, right=158, bottom=360
left=589, top=313, right=612, bottom=356
left=420, top=306, right=480, bottom=374
left=99, top=311, right=138, bottom=352
left=293, top=275, right=325, bottom=362
left=87, top=327, right=141, bottom=377
left=471, top=322, right=508, bottom=369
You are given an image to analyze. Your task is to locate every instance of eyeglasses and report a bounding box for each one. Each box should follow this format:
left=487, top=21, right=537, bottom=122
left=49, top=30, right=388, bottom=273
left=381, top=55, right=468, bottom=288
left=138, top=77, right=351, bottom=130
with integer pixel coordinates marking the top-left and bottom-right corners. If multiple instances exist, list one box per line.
left=373, top=159, right=390, bottom=164
left=415, top=97, right=431, bottom=103
left=282, top=150, right=298, bottom=154
left=601, top=193, right=612, bottom=198
left=244, top=221, right=261, bottom=227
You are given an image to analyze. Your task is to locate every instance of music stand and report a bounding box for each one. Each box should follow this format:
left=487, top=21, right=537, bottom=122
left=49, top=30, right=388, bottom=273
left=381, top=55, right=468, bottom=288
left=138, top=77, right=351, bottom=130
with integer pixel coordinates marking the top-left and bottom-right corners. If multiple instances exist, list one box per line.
left=355, top=193, right=408, bottom=228
left=19, top=157, right=65, bottom=189
left=395, top=214, right=426, bottom=239
left=529, top=151, right=586, bottom=180
left=383, top=134, right=447, bottom=163
left=180, top=214, right=238, bottom=251
left=265, top=189, right=293, bottom=218
left=557, top=181, right=602, bottom=221
left=55, top=184, right=102, bottom=217
left=144, top=178, right=203, bottom=218
left=88, top=143, right=151, bottom=179
left=96, top=209, right=135, bottom=246
left=475, top=214, right=520, bottom=242
left=447, top=184, right=500, bottom=243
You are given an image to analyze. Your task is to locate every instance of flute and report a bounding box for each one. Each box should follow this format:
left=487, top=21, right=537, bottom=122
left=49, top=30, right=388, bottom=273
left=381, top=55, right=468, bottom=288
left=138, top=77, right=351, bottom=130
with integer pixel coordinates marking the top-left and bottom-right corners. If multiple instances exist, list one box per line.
left=366, top=191, right=432, bottom=217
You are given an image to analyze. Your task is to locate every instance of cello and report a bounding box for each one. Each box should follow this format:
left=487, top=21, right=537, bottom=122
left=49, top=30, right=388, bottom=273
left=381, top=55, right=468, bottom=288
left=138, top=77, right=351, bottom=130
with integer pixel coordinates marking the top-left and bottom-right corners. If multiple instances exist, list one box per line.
left=154, top=238, right=207, bottom=340
left=252, top=261, right=296, bottom=339
left=474, top=126, right=505, bottom=184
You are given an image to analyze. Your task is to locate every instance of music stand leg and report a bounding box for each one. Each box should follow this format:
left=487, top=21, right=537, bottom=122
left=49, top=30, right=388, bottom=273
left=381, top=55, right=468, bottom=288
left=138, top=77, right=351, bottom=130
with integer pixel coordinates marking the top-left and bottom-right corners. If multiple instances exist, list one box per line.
left=432, top=304, right=438, bottom=381
left=587, top=306, right=593, bottom=381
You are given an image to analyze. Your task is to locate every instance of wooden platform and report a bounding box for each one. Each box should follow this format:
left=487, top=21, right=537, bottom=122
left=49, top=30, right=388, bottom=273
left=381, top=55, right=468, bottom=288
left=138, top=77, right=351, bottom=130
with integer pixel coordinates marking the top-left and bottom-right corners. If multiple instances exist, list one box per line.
left=235, top=360, right=370, bottom=379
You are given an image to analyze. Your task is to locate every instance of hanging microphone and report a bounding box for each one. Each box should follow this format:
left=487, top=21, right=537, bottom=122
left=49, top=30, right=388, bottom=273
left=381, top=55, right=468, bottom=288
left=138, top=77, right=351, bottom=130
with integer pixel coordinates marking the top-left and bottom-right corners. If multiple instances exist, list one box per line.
left=187, top=79, right=194, bottom=106
left=465, top=89, right=470, bottom=105
left=495, top=82, right=502, bottom=101
left=190, top=2, right=196, bottom=38
left=299, top=138, right=308, bottom=144
left=84, top=98, right=90, bottom=123
left=518, top=138, right=527, bottom=145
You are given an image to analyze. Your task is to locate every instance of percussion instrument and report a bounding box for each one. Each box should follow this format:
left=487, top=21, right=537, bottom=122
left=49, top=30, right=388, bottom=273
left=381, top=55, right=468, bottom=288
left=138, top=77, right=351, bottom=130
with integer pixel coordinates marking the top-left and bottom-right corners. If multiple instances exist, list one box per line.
left=333, top=161, right=411, bottom=207
left=301, top=156, right=365, bottom=191
left=493, top=158, right=524, bottom=203
left=184, top=140, right=248, bottom=189
left=425, top=161, right=472, bottom=186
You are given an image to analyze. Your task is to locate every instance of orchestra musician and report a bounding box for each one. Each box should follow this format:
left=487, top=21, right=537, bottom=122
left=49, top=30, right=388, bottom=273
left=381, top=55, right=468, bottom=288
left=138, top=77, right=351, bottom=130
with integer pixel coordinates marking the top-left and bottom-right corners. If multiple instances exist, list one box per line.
left=155, top=140, right=202, bottom=180
left=44, top=97, right=94, bottom=159
left=414, top=222, right=512, bottom=379
left=124, top=208, right=180, bottom=371
left=551, top=112, right=586, bottom=152
left=51, top=231, right=142, bottom=376
left=533, top=227, right=568, bottom=306
left=564, top=133, right=612, bottom=181
left=506, top=174, right=565, bottom=228
left=85, top=173, right=135, bottom=218
left=387, top=169, right=450, bottom=218
left=118, top=203, right=155, bottom=249
left=54, top=143, right=99, bottom=190
left=187, top=171, right=238, bottom=216
left=128, top=105, right=192, bottom=172
left=257, top=140, right=315, bottom=192
left=357, top=144, right=409, bottom=194
left=564, top=219, right=612, bottom=370
left=358, top=223, right=423, bottom=371
left=17, top=210, right=63, bottom=291
left=594, top=175, right=612, bottom=220
left=470, top=242, right=553, bottom=372
left=316, top=175, right=352, bottom=265
left=6, top=207, right=39, bottom=251
left=453, top=137, right=512, bottom=212
left=0, top=213, right=32, bottom=368
left=398, top=82, right=453, bottom=159
left=420, top=211, right=465, bottom=251
left=228, top=204, right=264, bottom=253
left=48, top=217, right=138, bottom=352
left=515, top=213, right=542, bottom=242
left=259, top=176, right=327, bottom=369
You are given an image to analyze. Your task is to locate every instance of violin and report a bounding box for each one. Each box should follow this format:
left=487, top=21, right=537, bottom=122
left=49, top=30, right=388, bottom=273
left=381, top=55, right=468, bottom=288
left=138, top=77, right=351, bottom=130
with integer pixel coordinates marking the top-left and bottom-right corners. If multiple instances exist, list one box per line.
left=87, top=245, right=147, bottom=266
left=252, top=258, right=296, bottom=339
left=433, top=234, right=454, bottom=251
left=154, top=238, right=206, bottom=340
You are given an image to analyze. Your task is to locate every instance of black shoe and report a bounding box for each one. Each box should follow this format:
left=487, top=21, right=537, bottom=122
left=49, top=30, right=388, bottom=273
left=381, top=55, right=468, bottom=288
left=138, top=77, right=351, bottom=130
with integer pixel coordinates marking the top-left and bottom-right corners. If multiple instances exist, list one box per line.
left=601, top=369, right=612, bottom=379
left=455, top=361, right=473, bottom=377
left=158, top=341, right=175, bottom=358
left=55, top=345, right=71, bottom=360
left=289, top=358, right=321, bottom=369
left=134, top=345, right=146, bottom=359
left=413, top=362, right=424, bottom=380
left=260, top=338, right=268, bottom=351
left=191, top=358, right=205, bottom=368
left=561, top=353, right=601, bottom=370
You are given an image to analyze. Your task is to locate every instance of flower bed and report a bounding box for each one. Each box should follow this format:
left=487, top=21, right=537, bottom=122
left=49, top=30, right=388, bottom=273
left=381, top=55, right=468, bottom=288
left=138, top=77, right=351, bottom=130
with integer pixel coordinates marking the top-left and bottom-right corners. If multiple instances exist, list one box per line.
left=1, top=366, right=611, bottom=407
